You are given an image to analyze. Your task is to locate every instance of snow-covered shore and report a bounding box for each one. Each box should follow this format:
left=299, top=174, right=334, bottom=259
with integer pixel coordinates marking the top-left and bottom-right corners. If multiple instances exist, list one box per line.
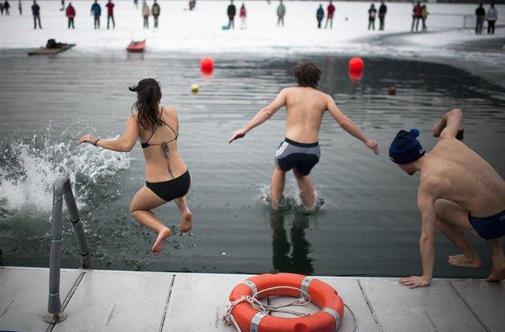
left=1, top=1, right=503, bottom=56
left=1, top=1, right=504, bottom=86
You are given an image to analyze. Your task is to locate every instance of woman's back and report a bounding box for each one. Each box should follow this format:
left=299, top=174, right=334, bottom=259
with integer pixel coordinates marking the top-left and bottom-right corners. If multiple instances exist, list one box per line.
left=138, top=106, right=188, bottom=182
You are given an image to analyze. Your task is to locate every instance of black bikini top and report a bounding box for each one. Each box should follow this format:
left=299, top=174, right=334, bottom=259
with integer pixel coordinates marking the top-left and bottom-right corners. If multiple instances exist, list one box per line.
left=140, top=116, right=178, bottom=149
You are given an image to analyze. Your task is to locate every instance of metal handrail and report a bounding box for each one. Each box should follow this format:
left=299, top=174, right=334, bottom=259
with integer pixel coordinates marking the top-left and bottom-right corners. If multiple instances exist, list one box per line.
left=45, top=176, right=91, bottom=324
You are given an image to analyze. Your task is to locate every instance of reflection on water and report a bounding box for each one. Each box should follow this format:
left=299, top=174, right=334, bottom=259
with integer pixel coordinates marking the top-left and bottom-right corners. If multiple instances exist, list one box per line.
left=0, top=51, right=504, bottom=277
left=271, top=210, right=313, bottom=275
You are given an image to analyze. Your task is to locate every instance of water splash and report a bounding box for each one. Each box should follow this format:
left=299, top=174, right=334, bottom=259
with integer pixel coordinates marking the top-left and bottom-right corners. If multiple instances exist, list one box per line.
left=260, top=183, right=325, bottom=215
left=0, top=134, right=129, bottom=213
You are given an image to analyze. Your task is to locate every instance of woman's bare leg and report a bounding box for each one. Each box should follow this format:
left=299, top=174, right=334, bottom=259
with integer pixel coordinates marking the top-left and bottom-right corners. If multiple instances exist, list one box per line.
left=130, top=186, right=171, bottom=255
left=174, top=196, right=192, bottom=233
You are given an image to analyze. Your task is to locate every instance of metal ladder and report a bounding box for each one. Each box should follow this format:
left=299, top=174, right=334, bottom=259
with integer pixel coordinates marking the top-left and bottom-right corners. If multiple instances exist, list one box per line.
left=45, top=177, right=91, bottom=324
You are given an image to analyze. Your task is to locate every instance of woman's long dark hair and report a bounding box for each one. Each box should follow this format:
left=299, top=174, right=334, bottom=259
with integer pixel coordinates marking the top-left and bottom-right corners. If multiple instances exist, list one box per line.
left=129, top=78, right=163, bottom=131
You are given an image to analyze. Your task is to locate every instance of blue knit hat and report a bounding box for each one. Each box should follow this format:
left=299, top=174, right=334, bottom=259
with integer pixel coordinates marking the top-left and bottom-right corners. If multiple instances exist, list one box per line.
left=389, top=129, right=425, bottom=164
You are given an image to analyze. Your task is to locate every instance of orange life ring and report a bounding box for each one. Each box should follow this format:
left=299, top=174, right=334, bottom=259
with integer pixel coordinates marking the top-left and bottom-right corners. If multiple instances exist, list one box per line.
left=228, top=273, right=344, bottom=332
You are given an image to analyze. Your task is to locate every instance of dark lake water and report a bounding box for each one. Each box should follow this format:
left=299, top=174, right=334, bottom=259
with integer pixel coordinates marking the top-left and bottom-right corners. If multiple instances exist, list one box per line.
left=1, top=50, right=504, bottom=278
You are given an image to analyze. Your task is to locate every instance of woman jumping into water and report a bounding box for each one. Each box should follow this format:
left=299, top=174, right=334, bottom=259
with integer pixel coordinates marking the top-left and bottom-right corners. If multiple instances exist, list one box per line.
left=79, top=78, right=192, bottom=255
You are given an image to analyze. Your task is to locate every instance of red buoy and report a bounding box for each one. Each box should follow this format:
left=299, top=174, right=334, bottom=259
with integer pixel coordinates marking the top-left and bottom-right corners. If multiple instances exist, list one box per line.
left=348, top=71, right=363, bottom=81
left=348, top=57, right=364, bottom=74
left=200, top=57, right=214, bottom=76
left=348, top=57, right=365, bottom=81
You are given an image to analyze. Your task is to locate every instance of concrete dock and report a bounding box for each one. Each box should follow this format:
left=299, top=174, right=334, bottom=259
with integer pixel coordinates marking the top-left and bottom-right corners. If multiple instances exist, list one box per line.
left=0, top=266, right=504, bottom=332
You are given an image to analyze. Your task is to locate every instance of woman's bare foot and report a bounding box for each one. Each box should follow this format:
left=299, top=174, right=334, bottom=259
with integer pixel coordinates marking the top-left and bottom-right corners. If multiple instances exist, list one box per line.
left=151, top=227, right=172, bottom=255
left=179, top=209, right=192, bottom=233
left=487, top=257, right=505, bottom=282
left=448, top=254, right=481, bottom=268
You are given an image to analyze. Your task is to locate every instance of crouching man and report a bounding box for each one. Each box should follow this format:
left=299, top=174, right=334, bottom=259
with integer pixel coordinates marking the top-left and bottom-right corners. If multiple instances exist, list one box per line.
left=389, top=109, right=505, bottom=288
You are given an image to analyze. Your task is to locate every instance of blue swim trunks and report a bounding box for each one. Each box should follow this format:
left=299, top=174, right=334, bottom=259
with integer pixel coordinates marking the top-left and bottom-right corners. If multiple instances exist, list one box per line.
left=275, top=138, right=320, bottom=176
left=468, top=210, right=505, bottom=240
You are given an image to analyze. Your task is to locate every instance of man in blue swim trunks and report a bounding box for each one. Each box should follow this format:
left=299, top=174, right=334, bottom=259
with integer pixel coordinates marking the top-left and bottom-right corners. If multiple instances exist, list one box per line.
left=389, top=109, right=505, bottom=288
left=229, top=62, right=379, bottom=211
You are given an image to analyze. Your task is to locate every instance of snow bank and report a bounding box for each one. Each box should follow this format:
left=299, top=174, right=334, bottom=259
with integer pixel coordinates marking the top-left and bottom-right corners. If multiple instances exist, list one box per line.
left=0, top=1, right=503, bottom=57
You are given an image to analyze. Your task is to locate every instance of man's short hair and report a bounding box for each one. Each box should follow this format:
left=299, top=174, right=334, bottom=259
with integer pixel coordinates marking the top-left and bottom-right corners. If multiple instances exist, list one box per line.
left=292, top=63, right=321, bottom=89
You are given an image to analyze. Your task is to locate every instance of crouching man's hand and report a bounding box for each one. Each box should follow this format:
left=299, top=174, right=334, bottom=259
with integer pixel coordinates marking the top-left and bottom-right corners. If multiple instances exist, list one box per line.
left=399, top=275, right=432, bottom=289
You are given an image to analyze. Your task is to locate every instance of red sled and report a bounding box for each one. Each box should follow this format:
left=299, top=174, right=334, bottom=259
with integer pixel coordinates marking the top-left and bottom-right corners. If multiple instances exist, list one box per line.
left=127, top=40, right=146, bottom=53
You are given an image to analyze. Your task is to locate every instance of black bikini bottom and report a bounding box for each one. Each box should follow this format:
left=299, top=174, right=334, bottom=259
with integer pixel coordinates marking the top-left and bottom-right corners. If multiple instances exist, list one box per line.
left=146, top=170, right=191, bottom=202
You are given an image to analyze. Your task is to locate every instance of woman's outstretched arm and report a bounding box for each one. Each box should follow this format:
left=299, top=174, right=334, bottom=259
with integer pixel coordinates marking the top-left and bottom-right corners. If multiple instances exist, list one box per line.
left=79, top=115, right=139, bottom=152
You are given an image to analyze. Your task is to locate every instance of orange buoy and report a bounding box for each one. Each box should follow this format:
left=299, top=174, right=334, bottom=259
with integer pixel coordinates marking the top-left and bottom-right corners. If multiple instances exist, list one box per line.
left=200, top=57, right=214, bottom=76
left=226, top=273, right=344, bottom=332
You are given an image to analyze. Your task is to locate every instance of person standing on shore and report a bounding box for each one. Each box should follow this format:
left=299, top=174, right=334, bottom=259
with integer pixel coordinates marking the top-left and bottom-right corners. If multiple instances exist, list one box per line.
left=411, top=1, right=422, bottom=32
left=106, top=0, right=115, bottom=29
left=91, top=0, right=101, bottom=29
left=227, top=0, right=236, bottom=29
left=17, top=0, right=21, bottom=15
left=229, top=63, right=379, bottom=211
left=389, top=109, right=505, bottom=288
left=239, top=3, right=247, bottom=29
left=368, top=3, right=377, bottom=31
left=325, top=0, right=335, bottom=29
left=152, top=0, right=160, bottom=28
left=142, top=0, right=149, bottom=28
left=31, top=0, right=41, bottom=29
left=188, top=0, right=196, bottom=11
left=378, top=0, right=387, bottom=31
left=66, top=2, right=75, bottom=29
left=79, top=79, right=193, bottom=256
left=421, top=4, right=428, bottom=31
left=316, top=4, right=324, bottom=29
left=487, top=3, right=497, bottom=35
left=4, top=0, right=10, bottom=15
left=277, top=0, right=286, bottom=26
left=475, top=3, right=485, bottom=34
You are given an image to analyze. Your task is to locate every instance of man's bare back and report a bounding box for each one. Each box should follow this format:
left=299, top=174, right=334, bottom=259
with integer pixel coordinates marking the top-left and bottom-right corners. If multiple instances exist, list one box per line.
left=420, top=138, right=505, bottom=217
left=229, top=85, right=379, bottom=154
left=283, top=87, right=327, bottom=143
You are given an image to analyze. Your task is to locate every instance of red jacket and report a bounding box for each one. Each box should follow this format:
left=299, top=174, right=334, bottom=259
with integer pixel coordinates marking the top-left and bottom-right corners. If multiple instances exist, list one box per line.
left=240, top=7, right=246, bottom=18
left=327, top=4, right=335, bottom=17
left=66, top=6, right=76, bottom=18
left=413, top=4, right=422, bottom=17
left=106, top=2, right=114, bottom=16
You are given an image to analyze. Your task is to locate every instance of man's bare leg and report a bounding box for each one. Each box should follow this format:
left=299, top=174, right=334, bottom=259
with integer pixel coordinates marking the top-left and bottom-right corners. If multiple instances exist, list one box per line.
left=293, top=169, right=316, bottom=209
left=175, top=196, right=192, bottom=233
left=271, top=166, right=286, bottom=209
left=487, top=238, right=505, bottom=282
left=434, top=199, right=481, bottom=268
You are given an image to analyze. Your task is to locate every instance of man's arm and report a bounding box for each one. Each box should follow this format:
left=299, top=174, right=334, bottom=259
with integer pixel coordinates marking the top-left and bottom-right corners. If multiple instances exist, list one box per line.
left=326, top=97, right=379, bottom=155
left=229, top=89, right=287, bottom=143
left=432, top=108, right=464, bottom=140
left=79, top=115, right=139, bottom=152
left=399, top=184, right=437, bottom=288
